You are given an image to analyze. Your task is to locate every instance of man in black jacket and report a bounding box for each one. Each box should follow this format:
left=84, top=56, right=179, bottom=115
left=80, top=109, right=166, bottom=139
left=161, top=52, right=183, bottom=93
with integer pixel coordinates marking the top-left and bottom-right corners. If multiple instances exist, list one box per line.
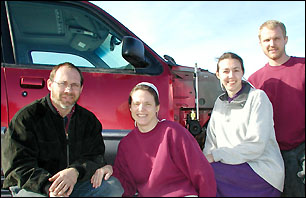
left=2, top=62, right=123, bottom=197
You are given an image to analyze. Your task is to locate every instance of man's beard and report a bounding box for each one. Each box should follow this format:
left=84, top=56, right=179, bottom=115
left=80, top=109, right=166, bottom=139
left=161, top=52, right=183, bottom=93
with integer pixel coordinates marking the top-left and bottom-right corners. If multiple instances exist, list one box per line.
left=266, top=47, right=284, bottom=61
left=59, top=102, right=75, bottom=109
left=52, top=93, right=79, bottom=109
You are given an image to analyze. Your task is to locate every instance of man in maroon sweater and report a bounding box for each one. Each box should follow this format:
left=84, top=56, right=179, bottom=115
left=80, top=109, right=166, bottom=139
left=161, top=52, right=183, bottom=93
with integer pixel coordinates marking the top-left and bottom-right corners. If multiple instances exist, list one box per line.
left=248, top=20, right=305, bottom=197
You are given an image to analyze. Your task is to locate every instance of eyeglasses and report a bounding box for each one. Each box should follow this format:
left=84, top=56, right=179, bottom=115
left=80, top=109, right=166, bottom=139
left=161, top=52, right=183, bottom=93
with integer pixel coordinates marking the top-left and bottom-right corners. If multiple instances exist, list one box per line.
left=53, top=81, right=81, bottom=90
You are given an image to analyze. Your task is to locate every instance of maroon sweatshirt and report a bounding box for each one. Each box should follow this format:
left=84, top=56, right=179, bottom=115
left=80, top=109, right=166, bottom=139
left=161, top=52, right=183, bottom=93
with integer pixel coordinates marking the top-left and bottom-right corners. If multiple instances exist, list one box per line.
left=248, top=57, right=305, bottom=150
left=113, top=120, right=216, bottom=197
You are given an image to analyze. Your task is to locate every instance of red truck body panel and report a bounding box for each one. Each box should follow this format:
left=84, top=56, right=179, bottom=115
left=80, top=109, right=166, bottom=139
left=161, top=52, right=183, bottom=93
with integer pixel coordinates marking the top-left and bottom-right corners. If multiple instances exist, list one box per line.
left=0, top=1, right=222, bottom=170
left=1, top=67, right=173, bottom=131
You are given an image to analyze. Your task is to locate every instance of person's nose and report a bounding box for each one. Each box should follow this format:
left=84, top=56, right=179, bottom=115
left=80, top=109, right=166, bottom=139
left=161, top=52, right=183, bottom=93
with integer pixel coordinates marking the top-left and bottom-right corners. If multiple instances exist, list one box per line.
left=269, top=39, right=275, bottom=47
left=228, top=71, right=234, bottom=78
left=138, top=103, right=144, bottom=110
left=64, top=85, right=73, bottom=92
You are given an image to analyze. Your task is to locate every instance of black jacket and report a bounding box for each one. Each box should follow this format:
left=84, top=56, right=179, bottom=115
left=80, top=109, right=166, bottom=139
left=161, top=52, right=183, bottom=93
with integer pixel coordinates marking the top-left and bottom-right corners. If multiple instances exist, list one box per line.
left=2, top=94, right=106, bottom=195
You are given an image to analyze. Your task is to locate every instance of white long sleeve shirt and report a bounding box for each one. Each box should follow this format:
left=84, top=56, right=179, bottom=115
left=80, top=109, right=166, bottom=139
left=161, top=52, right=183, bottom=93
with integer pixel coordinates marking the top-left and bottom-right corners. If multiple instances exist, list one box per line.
left=203, top=83, right=285, bottom=192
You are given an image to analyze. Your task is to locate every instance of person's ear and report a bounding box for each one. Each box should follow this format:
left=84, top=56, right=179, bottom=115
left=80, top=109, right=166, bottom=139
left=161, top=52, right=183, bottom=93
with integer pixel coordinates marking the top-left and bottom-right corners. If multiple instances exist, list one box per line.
left=47, top=79, right=53, bottom=91
left=216, top=71, right=220, bottom=79
left=156, top=105, right=160, bottom=114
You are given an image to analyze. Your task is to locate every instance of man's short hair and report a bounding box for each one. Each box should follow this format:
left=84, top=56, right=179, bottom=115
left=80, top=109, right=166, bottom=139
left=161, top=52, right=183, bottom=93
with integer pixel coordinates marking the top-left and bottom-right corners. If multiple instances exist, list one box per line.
left=258, top=20, right=287, bottom=40
left=49, top=62, right=84, bottom=86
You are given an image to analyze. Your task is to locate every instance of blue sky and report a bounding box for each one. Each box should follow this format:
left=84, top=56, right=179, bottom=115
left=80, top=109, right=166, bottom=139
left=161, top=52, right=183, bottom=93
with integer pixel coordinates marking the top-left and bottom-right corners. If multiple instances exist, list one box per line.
left=91, top=1, right=305, bottom=78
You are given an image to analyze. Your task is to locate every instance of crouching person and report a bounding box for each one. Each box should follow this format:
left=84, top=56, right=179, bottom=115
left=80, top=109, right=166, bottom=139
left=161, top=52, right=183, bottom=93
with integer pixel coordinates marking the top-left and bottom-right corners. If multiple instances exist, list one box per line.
left=92, top=82, right=216, bottom=197
left=204, top=53, right=284, bottom=197
left=1, top=62, right=123, bottom=197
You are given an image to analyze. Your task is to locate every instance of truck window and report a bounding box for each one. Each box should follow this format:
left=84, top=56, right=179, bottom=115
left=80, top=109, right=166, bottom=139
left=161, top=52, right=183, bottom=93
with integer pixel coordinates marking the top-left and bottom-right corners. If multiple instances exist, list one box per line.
left=31, top=51, right=95, bottom=68
left=6, top=1, right=135, bottom=70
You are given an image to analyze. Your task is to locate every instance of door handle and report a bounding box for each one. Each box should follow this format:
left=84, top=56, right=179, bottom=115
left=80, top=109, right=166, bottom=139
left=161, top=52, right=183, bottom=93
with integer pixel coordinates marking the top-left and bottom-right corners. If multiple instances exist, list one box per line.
left=20, top=77, right=45, bottom=89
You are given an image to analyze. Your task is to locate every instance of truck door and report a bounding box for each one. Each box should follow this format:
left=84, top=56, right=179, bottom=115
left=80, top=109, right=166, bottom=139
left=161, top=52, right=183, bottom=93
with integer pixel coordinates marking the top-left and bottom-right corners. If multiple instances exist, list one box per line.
left=1, top=1, right=173, bottom=163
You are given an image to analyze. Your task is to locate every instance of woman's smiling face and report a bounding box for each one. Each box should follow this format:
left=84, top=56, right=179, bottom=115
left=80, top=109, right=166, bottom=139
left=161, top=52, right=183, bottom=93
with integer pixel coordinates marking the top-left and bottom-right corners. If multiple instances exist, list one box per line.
left=130, top=89, right=160, bottom=133
left=216, top=58, right=243, bottom=98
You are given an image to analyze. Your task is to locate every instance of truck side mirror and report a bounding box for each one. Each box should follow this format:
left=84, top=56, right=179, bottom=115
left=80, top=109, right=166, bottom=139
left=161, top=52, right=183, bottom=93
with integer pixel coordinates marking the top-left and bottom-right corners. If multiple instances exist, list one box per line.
left=122, top=36, right=149, bottom=68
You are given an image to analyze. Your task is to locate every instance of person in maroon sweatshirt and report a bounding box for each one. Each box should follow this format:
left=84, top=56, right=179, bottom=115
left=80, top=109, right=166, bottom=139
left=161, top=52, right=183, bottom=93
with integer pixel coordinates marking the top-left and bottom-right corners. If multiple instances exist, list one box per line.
left=91, top=82, right=216, bottom=197
left=248, top=20, right=305, bottom=197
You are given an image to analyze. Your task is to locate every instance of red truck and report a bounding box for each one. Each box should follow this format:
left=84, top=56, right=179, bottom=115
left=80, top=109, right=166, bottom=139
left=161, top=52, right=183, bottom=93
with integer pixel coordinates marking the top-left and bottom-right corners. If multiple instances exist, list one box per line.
left=1, top=1, right=222, bottom=195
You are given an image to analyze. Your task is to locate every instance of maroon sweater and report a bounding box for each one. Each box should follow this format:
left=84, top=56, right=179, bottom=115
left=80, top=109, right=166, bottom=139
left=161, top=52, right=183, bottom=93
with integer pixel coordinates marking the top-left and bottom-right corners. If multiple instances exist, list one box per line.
left=248, top=57, right=305, bottom=150
left=113, top=120, right=216, bottom=197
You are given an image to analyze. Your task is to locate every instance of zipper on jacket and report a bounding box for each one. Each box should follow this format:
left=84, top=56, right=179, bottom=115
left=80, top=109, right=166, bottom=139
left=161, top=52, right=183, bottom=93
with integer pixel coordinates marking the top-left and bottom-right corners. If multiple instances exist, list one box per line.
left=63, top=117, right=69, bottom=167
left=66, top=133, right=69, bottom=166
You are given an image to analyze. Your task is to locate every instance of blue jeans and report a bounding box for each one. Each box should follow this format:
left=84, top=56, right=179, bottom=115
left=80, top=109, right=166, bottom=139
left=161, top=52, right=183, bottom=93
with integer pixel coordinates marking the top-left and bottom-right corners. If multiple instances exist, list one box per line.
left=9, top=176, right=123, bottom=197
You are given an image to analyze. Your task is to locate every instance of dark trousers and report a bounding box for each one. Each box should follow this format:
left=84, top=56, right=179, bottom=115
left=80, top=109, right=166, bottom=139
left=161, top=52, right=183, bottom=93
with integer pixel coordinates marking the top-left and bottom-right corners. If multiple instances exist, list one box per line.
left=281, top=142, right=305, bottom=197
